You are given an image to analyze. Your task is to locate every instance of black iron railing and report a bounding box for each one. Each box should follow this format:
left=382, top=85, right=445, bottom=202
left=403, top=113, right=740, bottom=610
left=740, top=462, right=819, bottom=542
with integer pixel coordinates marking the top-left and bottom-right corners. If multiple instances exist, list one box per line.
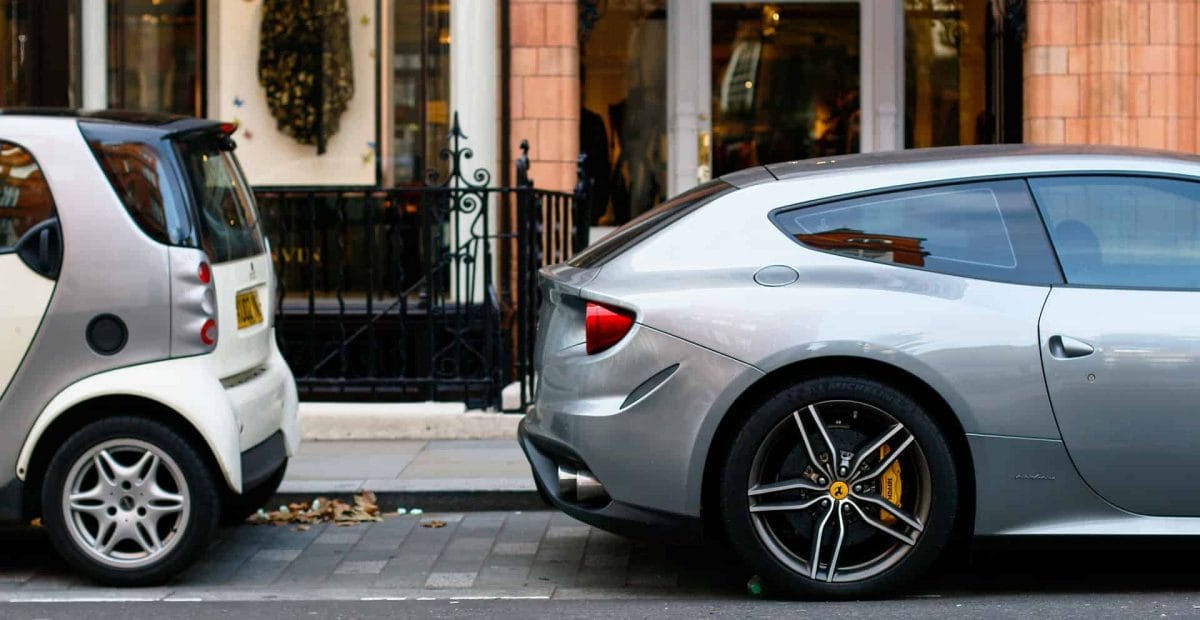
left=255, top=115, right=590, bottom=410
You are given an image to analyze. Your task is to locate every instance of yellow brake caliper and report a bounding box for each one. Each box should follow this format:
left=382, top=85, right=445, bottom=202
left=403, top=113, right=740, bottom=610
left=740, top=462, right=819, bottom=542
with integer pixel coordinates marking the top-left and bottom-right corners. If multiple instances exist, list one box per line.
left=878, top=444, right=903, bottom=524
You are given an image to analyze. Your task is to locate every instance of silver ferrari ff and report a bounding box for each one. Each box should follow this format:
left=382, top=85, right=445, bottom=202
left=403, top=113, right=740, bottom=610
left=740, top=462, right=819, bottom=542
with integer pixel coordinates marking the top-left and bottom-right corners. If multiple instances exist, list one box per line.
left=518, top=144, right=1200, bottom=599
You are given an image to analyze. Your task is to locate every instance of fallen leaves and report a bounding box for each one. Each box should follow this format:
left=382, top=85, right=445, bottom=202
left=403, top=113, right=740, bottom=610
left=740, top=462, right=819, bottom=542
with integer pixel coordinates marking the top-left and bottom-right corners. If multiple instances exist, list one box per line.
left=421, top=519, right=448, bottom=529
left=248, top=491, right=383, bottom=526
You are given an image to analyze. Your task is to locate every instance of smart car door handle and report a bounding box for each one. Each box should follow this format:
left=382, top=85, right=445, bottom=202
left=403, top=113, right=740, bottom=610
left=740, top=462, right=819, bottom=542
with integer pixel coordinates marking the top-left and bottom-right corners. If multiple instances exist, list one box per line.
left=1049, top=335, right=1094, bottom=359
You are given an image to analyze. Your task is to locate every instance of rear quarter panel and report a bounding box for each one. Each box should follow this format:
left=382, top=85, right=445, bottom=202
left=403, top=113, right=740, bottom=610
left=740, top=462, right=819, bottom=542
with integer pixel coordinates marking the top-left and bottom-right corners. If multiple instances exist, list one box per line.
left=584, top=177, right=1061, bottom=444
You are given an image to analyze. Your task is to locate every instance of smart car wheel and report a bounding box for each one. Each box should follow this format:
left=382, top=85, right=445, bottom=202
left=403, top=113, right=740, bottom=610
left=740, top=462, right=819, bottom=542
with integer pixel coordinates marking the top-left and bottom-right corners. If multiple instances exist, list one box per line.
left=719, top=376, right=957, bottom=599
left=42, top=416, right=219, bottom=586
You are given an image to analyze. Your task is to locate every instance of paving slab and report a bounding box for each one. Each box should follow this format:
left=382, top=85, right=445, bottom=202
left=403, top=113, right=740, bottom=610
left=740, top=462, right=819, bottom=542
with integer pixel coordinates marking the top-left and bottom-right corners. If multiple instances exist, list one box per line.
left=275, top=438, right=542, bottom=512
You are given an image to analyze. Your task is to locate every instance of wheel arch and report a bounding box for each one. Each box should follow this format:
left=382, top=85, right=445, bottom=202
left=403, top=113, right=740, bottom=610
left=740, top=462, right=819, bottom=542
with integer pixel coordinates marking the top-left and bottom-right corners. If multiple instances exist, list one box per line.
left=699, top=355, right=976, bottom=545
left=19, top=394, right=228, bottom=521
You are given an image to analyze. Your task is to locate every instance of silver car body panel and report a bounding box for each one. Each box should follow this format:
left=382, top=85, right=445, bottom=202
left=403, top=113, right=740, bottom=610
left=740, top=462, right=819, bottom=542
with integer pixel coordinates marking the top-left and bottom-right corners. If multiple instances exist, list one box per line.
left=1040, top=287, right=1200, bottom=517
left=0, top=115, right=299, bottom=518
left=0, top=117, right=173, bottom=486
left=525, top=145, right=1200, bottom=538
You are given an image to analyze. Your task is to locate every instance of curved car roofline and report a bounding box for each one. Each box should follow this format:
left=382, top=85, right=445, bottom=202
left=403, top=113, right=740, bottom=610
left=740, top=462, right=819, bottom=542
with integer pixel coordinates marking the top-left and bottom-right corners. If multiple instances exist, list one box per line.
left=0, top=108, right=224, bottom=136
left=721, top=144, right=1200, bottom=187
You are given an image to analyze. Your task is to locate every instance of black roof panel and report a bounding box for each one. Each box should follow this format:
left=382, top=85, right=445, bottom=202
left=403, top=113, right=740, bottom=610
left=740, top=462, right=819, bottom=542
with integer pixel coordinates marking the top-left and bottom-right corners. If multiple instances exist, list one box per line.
left=0, top=108, right=223, bottom=136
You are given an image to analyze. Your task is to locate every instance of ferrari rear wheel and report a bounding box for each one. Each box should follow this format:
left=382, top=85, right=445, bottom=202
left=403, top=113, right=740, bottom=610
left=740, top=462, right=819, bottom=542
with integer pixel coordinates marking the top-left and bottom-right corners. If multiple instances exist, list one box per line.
left=720, top=376, right=957, bottom=599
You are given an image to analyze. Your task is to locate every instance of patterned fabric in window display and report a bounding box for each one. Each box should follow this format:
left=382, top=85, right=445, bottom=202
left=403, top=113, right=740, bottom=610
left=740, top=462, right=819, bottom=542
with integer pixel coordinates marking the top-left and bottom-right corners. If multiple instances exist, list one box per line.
left=258, top=0, right=355, bottom=154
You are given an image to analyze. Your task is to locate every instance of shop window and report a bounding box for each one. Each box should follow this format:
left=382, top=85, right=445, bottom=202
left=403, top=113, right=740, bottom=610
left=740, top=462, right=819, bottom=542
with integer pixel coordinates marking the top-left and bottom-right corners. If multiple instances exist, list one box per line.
left=0, top=0, right=79, bottom=107
left=108, top=0, right=203, bottom=116
left=711, top=3, right=860, bottom=177
left=904, top=0, right=988, bottom=148
left=391, top=0, right=451, bottom=186
left=579, top=0, right=668, bottom=226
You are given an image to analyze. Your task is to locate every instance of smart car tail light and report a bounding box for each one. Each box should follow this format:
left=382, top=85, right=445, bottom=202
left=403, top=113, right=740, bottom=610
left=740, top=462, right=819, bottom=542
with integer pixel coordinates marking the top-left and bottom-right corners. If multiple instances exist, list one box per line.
left=200, top=318, right=217, bottom=347
left=585, top=301, right=636, bottom=355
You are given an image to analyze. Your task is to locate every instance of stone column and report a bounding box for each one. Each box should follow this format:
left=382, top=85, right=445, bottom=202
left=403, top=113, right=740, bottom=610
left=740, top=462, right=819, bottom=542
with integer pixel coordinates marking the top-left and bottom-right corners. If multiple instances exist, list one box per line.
left=81, top=0, right=107, bottom=109
left=508, top=0, right=580, bottom=192
left=1025, top=0, right=1199, bottom=151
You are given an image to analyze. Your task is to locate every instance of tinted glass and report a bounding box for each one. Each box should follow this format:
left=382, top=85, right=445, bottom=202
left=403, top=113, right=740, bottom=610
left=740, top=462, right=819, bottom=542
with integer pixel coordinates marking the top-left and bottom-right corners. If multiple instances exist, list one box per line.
left=176, top=136, right=266, bottom=263
left=776, top=179, right=1061, bottom=285
left=82, top=121, right=196, bottom=246
left=568, top=180, right=733, bottom=269
left=0, top=141, right=55, bottom=250
left=89, top=141, right=179, bottom=244
left=1030, top=176, right=1200, bottom=289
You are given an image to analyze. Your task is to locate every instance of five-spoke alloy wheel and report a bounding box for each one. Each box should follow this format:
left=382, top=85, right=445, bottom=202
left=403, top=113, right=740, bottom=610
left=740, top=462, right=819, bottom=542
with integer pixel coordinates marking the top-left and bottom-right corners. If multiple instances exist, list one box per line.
left=720, top=376, right=957, bottom=599
left=42, top=416, right=219, bottom=586
left=62, top=439, right=191, bottom=567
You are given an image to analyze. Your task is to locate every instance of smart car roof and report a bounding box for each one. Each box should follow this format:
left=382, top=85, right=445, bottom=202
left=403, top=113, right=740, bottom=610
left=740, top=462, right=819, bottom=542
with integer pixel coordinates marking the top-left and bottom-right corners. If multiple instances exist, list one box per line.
left=0, top=108, right=222, bottom=136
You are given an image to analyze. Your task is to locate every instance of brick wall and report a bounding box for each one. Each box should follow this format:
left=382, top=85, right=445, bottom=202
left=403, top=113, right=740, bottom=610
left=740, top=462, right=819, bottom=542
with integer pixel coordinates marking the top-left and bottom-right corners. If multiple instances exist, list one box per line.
left=509, top=0, right=579, bottom=191
left=1025, top=0, right=1199, bottom=151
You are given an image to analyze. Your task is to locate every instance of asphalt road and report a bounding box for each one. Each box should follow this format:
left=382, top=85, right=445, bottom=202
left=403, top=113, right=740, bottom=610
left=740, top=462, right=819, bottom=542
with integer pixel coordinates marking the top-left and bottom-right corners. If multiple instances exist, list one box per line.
left=7, top=594, right=1200, bottom=620
left=5, top=512, right=1200, bottom=618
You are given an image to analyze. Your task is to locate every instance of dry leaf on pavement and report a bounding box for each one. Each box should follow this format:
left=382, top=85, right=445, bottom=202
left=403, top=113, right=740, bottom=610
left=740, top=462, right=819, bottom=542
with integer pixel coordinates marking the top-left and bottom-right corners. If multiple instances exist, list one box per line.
left=247, top=492, right=383, bottom=526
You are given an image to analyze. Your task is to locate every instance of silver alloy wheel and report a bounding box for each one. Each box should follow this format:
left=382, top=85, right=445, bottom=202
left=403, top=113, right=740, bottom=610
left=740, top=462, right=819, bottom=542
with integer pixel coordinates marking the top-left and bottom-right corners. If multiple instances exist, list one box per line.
left=747, top=400, right=932, bottom=583
left=61, top=438, right=191, bottom=569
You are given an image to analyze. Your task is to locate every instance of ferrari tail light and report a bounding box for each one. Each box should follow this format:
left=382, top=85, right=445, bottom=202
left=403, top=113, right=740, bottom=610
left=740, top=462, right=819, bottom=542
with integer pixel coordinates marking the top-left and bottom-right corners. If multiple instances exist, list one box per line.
left=586, top=301, right=636, bottom=355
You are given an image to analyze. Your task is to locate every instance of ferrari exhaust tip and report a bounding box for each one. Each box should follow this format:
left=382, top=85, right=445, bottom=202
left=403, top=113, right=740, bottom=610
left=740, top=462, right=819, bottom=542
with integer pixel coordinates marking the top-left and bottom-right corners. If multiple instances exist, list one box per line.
left=557, top=464, right=607, bottom=503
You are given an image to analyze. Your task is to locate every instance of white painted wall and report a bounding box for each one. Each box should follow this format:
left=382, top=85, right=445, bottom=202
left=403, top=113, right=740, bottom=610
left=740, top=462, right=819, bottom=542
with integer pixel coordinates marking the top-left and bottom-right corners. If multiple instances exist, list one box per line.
left=207, top=0, right=378, bottom=186
left=449, top=0, right=499, bottom=302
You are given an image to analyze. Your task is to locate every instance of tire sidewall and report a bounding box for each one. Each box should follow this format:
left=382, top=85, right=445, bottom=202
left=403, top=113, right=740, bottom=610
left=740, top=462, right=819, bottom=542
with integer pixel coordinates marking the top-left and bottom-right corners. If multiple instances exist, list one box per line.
left=41, top=416, right=220, bottom=586
left=719, top=376, right=959, bottom=599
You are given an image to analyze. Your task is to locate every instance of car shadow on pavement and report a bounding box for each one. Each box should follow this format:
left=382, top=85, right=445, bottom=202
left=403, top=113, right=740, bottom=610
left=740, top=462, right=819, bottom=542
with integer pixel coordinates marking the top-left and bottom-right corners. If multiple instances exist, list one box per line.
left=4, top=524, right=1200, bottom=597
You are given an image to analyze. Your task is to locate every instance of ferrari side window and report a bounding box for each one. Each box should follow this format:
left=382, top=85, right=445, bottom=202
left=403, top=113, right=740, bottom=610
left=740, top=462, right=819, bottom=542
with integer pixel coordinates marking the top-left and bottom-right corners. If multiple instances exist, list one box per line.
left=775, top=179, right=1063, bottom=286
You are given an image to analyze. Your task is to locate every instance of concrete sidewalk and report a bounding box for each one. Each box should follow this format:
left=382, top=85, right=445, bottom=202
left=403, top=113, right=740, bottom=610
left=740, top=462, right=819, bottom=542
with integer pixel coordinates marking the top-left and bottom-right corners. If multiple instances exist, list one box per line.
left=275, top=439, right=543, bottom=512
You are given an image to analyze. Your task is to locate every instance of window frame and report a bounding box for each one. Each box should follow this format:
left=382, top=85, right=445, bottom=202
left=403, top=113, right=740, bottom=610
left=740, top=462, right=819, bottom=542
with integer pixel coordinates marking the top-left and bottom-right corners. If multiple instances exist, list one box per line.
left=1027, top=172, right=1200, bottom=293
left=769, top=176, right=1065, bottom=287
left=0, top=138, right=59, bottom=255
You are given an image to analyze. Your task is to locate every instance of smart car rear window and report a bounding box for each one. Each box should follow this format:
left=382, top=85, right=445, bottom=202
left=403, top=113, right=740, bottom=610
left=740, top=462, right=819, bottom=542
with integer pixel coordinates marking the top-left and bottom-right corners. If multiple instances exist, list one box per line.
left=175, top=135, right=266, bottom=264
left=83, top=124, right=196, bottom=247
left=774, top=179, right=1063, bottom=285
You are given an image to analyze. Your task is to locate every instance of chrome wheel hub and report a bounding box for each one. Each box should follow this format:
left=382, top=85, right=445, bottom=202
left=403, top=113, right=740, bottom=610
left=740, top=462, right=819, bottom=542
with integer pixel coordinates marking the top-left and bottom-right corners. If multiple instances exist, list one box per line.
left=747, top=401, right=931, bottom=583
left=62, top=439, right=190, bottom=569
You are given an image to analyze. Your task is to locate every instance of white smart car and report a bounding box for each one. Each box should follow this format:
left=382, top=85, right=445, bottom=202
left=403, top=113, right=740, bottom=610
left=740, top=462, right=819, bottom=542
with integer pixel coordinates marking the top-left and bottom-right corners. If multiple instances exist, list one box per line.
left=0, top=110, right=298, bottom=585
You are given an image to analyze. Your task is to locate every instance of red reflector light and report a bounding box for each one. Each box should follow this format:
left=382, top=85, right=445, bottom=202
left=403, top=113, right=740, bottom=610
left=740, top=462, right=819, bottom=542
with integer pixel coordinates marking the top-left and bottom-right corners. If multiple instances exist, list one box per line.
left=586, top=302, right=635, bottom=355
left=198, top=261, right=211, bottom=284
left=200, top=319, right=217, bottom=347
left=219, top=122, right=237, bottom=135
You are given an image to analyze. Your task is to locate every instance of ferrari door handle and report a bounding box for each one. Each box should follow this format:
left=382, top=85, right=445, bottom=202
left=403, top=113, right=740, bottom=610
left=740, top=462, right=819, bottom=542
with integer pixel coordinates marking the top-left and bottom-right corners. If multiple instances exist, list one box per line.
left=1048, top=335, right=1094, bottom=359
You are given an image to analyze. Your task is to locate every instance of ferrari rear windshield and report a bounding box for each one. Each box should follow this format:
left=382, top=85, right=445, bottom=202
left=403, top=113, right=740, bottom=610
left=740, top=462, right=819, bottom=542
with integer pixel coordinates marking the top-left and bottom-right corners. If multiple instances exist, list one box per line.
left=568, top=180, right=734, bottom=269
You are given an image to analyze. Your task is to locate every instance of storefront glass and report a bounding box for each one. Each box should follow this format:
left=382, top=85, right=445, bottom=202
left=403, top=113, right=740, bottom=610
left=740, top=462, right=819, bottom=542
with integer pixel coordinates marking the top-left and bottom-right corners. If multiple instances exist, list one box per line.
left=107, top=0, right=203, bottom=116
left=0, top=0, right=79, bottom=107
left=711, top=2, right=860, bottom=176
left=579, top=0, right=667, bottom=226
left=904, top=0, right=988, bottom=147
left=392, top=0, right=451, bottom=186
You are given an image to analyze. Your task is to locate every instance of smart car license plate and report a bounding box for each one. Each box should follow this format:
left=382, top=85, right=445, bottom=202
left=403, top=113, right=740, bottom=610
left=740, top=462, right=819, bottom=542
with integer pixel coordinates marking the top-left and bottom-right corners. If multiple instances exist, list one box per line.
left=236, top=290, right=264, bottom=329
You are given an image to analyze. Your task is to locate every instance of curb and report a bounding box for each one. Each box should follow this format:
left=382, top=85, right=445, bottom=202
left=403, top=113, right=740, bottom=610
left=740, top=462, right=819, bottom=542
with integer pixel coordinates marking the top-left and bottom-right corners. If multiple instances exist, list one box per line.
left=267, top=490, right=548, bottom=513
left=299, top=402, right=521, bottom=441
